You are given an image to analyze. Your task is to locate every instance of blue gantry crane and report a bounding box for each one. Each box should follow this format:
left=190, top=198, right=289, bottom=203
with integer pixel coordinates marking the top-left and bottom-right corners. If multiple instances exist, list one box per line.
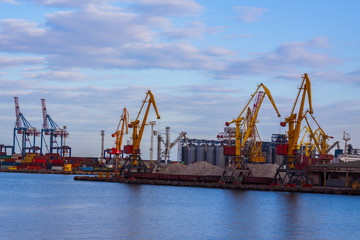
left=40, top=99, right=71, bottom=157
left=13, top=97, right=40, bottom=156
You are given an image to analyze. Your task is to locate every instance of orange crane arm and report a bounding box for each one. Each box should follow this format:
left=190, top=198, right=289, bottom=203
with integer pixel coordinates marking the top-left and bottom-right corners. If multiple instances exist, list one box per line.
left=112, top=108, right=129, bottom=152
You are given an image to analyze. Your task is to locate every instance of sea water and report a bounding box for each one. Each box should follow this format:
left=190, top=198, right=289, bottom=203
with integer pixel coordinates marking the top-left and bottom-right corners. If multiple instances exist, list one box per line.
left=0, top=172, right=359, bottom=240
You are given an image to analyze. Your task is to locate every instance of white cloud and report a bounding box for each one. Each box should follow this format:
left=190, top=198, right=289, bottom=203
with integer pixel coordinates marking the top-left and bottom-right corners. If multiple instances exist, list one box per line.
left=23, top=70, right=86, bottom=82
left=32, top=0, right=109, bottom=8
left=222, top=34, right=254, bottom=39
left=163, top=21, right=209, bottom=39
left=0, top=0, right=17, bottom=3
left=218, top=37, right=339, bottom=77
left=130, top=0, right=203, bottom=16
left=31, top=0, right=203, bottom=17
left=0, top=55, right=44, bottom=68
left=233, top=6, right=268, bottom=22
left=0, top=10, right=342, bottom=82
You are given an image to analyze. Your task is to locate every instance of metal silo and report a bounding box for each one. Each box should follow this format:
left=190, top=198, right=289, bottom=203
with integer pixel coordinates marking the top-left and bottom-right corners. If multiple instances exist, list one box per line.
left=182, top=145, right=189, bottom=164
left=206, top=144, right=216, bottom=165
left=187, top=144, right=197, bottom=164
left=196, top=144, right=206, bottom=162
left=216, top=145, right=225, bottom=168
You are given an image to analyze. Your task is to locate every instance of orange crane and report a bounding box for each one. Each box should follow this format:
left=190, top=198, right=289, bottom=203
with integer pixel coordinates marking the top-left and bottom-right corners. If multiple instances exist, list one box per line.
left=121, top=90, right=160, bottom=176
left=111, top=108, right=129, bottom=170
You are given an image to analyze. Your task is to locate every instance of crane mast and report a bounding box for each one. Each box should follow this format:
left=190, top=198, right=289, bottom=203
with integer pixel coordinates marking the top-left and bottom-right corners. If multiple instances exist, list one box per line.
left=121, top=90, right=160, bottom=177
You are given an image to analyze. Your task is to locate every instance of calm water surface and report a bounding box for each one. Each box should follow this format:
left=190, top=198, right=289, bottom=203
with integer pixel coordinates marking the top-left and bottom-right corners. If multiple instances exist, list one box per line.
left=0, top=172, right=359, bottom=240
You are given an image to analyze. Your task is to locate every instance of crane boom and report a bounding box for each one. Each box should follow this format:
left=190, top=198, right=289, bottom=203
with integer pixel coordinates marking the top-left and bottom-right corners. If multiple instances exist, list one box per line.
left=14, top=97, right=21, bottom=129
left=281, top=73, right=313, bottom=157
left=112, top=108, right=129, bottom=152
left=130, top=90, right=160, bottom=155
left=120, top=90, right=161, bottom=177
left=41, top=99, right=49, bottom=130
left=226, top=83, right=280, bottom=157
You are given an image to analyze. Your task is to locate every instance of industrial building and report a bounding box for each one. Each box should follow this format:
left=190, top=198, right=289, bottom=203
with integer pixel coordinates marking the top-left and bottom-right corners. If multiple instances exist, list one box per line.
left=306, top=161, right=360, bottom=187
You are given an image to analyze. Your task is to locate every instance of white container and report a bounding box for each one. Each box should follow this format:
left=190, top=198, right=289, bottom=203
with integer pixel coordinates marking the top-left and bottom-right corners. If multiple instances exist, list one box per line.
left=52, top=166, right=63, bottom=171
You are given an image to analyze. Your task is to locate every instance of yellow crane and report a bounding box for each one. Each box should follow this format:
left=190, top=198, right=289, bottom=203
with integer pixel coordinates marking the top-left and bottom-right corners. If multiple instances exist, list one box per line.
left=221, top=83, right=280, bottom=182
left=111, top=108, right=129, bottom=169
left=225, top=83, right=281, bottom=161
left=275, top=74, right=312, bottom=185
left=297, top=126, right=319, bottom=157
left=121, top=90, right=160, bottom=176
left=280, top=73, right=313, bottom=165
left=275, top=73, right=333, bottom=185
left=304, top=112, right=333, bottom=162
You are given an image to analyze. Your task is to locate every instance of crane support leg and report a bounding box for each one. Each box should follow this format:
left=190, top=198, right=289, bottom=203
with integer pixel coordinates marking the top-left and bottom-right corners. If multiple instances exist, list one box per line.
left=220, top=156, right=251, bottom=183
left=120, top=155, right=148, bottom=178
left=273, top=155, right=308, bottom=185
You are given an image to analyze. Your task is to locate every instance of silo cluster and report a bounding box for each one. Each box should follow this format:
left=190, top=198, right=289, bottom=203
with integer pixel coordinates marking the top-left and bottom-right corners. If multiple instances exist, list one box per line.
left=180, top=139, right=227, bottom=168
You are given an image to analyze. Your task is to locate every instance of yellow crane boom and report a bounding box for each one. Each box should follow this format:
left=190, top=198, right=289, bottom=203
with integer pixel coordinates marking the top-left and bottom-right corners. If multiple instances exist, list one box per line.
left=130, top=90, right=160, bottom=157
left=226, top=83, right=281, bottom=157
left=280, top=73, right=312, bottom=159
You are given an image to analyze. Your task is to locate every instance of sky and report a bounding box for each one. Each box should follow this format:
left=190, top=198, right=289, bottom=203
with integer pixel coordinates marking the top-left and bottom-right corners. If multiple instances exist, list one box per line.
left=0, top=0, right=359, bottom=160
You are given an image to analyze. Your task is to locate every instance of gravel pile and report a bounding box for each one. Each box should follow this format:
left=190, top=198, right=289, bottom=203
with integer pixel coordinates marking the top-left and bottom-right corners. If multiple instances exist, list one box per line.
left=159, top=161, right=223, bottom=176
left=160, top=162, right=187, bottom=174
left=160, top=161, right=280, bottom=178
left=247, top=163, right=279, bottom=178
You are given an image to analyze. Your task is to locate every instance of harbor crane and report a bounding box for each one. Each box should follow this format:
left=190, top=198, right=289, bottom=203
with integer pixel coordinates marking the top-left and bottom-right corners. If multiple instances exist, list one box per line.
left=274, top=73, right=333, bottom=185
left=40, top=99, right=70, bottom=157
left=13, top=97, right=40, bottom=157
left=110, top=108, right=129, bottom=170
left=222, top=83, right=281, bottom=182
left=121, top=90, right=160, bottom=177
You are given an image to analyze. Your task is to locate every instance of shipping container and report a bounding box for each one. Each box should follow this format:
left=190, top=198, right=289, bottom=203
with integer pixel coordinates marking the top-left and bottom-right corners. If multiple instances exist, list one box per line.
left=81, top=166, right=94, bottom=171
left=52, top=166, right=63, bottom=171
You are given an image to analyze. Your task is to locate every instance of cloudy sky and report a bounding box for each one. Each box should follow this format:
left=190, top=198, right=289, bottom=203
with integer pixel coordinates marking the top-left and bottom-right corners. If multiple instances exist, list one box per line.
left=1, top=0, right=359, bottom=159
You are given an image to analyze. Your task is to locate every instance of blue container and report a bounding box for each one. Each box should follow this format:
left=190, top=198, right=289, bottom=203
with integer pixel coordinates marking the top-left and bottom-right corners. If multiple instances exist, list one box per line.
left=81, top=167, right=94, bottom=171
left=1, top=162, right=16, bottom=166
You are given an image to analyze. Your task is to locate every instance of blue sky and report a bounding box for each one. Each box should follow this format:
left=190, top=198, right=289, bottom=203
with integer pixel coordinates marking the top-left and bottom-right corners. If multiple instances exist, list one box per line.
left=0, top=0, right=359, bottom=159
